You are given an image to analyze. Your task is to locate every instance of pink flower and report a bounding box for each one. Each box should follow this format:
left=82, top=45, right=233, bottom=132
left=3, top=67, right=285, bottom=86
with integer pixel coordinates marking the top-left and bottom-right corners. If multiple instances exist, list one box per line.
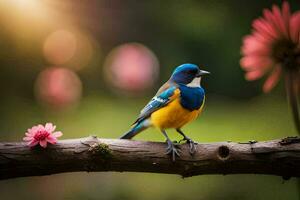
left=23, top=123, right=63, bottom=148
left=240, top=1, right=300, bottom=93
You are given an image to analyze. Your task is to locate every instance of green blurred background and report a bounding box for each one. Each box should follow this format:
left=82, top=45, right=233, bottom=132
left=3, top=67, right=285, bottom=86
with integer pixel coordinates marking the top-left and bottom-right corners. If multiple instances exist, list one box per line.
left=0, top=0, right=299, bottom=199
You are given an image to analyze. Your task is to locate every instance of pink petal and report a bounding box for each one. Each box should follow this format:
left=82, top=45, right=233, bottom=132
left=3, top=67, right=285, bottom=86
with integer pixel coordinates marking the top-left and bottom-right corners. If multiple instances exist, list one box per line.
left=245, top=70, right=266, bottom=81
left=282, top=1, right=291, bottom=20
left=252, top=32, right=274, bottom=44
left=29, top=140, right=39, bottom=147
left=290, top=11, right=300, bottom=44
left=23, top=136, right=33, bottom=141
left=26, top=128, right=33, bottom=134
left=28, top=126, right=38, bottom=134
left=52, top=131, right=63, bottom=138
left=35, top=125, right=45, bottom=132
left=242, top=44, right=270, bottom=56
left=45, top=123, right=56, bottom=133
left=39, top=140, right=47, bottom=148
left=240, top=56, right=272, bottom=71
left=252, top=18, right=279, bottom=40
left=263, top=65, right=282, bottom=93
left=25, top=132, right=34, bottom=137
left=263, top=8, right=284, bottom=37
left=242, top=35, right=272, bottom=55
left=46, top=136, right=57, bottom=144
left=263, top=9, right=276, bottom=25
left=282, top=1, right=291, bottom=31
left=272, top=4, right=289, bottom=38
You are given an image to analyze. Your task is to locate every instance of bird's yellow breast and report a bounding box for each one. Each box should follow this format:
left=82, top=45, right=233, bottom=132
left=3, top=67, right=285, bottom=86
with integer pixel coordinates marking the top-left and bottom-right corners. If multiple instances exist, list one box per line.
left=150, top=97, right=204, bottom=129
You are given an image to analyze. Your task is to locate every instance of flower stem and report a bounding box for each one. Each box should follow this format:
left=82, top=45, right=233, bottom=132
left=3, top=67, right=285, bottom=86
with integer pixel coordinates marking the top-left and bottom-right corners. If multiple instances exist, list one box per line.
left=285, top=70, right=300, bottom=135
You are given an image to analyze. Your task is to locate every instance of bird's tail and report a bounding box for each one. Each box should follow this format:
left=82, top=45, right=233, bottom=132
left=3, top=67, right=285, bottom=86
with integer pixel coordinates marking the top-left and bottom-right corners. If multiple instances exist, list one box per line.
left=120, top=119, right=151, bottom=139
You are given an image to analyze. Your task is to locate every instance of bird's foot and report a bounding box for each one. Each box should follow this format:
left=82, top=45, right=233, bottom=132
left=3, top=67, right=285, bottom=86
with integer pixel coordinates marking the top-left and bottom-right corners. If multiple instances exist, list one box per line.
left=165, top=140, right=181, bottom=162
left=179, top=137, right=197, bottom=155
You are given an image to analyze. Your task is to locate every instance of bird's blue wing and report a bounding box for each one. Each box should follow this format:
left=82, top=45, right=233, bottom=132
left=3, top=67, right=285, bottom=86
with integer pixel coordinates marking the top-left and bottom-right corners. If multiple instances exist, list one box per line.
left=132, top=83, right=179, bottom=125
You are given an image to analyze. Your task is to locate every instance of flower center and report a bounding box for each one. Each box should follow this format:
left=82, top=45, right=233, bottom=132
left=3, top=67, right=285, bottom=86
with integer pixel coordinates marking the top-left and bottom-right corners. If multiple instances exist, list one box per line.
left=34, top=130, right=50, bottom=141
left=272, top=39, right=300, bottom=71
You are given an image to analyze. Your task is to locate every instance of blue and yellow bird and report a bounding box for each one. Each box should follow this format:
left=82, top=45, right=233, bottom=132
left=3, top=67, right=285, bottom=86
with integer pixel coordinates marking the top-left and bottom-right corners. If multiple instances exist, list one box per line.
left=120, top=63, right=209, bottom=161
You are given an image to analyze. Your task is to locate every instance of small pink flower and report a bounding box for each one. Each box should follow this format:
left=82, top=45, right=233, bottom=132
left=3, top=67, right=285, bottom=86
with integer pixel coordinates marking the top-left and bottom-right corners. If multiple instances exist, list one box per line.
left=240, top=1, right=300, bottom=93
left=23, top=123, right=63, bottom=148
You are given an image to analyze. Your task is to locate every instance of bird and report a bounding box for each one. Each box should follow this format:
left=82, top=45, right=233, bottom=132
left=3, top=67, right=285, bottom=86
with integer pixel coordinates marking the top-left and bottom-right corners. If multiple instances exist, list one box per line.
left=120, top=63, right=209, bottom=161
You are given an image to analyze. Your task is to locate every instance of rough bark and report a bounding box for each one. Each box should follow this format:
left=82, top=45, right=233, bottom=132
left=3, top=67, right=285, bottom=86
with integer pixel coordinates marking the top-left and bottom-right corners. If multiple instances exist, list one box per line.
left=0, top=136, right=300, bottom=180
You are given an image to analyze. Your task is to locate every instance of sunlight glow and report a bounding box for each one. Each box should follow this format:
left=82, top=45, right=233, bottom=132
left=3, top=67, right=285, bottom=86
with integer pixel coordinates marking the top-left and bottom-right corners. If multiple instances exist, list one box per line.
left=0, top=0, right=52, bottom=28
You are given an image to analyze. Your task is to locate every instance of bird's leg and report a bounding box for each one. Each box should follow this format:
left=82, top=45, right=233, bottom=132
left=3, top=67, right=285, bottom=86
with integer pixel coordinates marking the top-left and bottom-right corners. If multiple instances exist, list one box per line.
left=161, top=130, right=181, bottom=162
left=176, top=128, right=197, bottom=155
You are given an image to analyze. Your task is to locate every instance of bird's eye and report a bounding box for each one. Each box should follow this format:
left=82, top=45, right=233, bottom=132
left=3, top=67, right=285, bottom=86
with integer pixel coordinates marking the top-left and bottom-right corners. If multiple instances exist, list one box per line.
left=183, top=69, right=197, bottom=75
left=184, top=70, right=192, bottom=75
left=190, top=69, right=197, bottom=74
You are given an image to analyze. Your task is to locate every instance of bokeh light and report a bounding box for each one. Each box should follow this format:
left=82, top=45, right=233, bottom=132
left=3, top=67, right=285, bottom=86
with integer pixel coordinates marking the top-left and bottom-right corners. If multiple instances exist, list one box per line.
left=43, top=30, right=77, bottom=65
left=43, top=29, right=96, bottom=71
left=65, top=31, right=96, bottom=71
left=103, top=43, right=159, bottom=94
left=34, top=67, right=82, bottom=110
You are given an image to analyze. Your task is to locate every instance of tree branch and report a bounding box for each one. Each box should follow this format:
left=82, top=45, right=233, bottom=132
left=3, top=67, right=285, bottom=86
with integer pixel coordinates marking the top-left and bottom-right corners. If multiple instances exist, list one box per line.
left=1, top=136, right=300, bottom=180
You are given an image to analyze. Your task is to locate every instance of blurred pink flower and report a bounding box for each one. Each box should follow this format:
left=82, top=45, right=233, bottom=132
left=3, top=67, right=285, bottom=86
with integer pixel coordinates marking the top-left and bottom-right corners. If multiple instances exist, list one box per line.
left=104, top=43, right=159, bottom=94
left=240, top=1, right=300, bottom=93
left=35, top=67, right=82, bottom=110
left=23, top=123, right=63, bottom=148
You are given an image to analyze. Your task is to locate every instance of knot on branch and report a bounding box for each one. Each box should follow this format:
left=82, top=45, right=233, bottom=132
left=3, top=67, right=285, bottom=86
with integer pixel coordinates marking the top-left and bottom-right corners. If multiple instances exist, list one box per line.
left=217, top=145, right=230, bottom=160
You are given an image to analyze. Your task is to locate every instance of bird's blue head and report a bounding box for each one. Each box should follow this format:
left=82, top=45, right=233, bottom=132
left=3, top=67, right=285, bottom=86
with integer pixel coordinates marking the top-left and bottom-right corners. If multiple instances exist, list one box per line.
left=170, top=63, right=210, bottom=85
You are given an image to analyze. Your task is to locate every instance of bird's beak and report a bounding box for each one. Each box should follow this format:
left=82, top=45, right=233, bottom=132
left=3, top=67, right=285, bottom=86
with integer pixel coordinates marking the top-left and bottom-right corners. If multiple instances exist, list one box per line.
left=196, top=70, right=210, bottom=77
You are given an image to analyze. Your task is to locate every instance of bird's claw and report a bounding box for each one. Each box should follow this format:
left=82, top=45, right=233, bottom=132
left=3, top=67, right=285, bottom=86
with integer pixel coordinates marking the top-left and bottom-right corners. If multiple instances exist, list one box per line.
left=187, top=139, right=197, bottom=155
left=179, top=137, right=197, bottom=155
left=165, top=141, right=181, bottom=162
